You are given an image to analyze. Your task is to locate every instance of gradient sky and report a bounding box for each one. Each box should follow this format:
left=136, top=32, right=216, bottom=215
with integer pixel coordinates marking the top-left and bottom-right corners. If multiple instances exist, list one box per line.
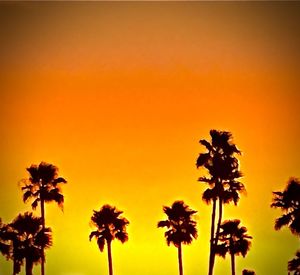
left=0, top=2, right=300, bottom=275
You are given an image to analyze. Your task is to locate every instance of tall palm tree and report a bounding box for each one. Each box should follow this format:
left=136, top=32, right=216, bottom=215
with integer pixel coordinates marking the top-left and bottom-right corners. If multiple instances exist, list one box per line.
left=9, top=212, right=52, bottom=275
left=215, top=219, right=252, bottom=275
left=288, top=250, right=300, bottom=275
left=196, top=130, right=244, bottom=275
left=157, top=201, right=198, bottom=275
left=21, top=161, right=66, bottom=275
left=89, top=204, right=129, bottom=275
left=271, top=178, right=300, bottom=236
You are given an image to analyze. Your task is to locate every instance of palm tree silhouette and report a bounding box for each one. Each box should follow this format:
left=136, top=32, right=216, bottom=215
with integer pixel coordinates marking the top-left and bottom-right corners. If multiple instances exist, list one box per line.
left=196, top=130, right=244, bottom=275
left=21, top=161, right=66, bottom=275
left=271, top=177, right=300, bottom=235
left=2, top=212, right=52, bottom=275
left=288, top=250, right=300, bottom=275
left=157, top=201, right=198, bottom=275
left=89, top=204, right=129, bottom=275
left=0, top=218, right=22, bottom=274
left=215, top=219, right=252, bottom=275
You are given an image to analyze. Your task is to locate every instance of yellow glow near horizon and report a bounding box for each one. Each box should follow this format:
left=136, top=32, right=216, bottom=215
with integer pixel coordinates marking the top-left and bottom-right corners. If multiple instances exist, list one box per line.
left=0, top=2, right=300, bottom=275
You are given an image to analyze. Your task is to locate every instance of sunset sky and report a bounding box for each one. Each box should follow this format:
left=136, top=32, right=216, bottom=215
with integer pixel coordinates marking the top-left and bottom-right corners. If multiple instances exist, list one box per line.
left=1, top=2, right=300, bottom=275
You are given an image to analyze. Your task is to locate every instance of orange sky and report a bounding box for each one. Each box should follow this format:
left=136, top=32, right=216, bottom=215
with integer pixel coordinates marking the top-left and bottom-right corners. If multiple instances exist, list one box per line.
left=1, top=2, right=300, bottom=275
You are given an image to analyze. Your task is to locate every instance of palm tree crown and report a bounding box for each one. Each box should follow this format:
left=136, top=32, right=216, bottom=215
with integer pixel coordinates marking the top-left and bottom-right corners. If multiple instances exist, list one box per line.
left=21, top=162, right=67, bottom=211
left=89, top=204, right=129, bottom=251
left=158, top=200, right=197, bottom=275
left=197, top=130, right=244, bottom=205
left=216, top=219, right=252, bottom=258
left=158, top=200, right=198, bottom=247
left=288, top=250, right=300, bottom=275
left=3, top=212, right=52, bottom=275
left=215, top=219, right=251, bottom=275
left=89, top=204, right=129, bottom=275
left=271, top=178, right=300, bottom=236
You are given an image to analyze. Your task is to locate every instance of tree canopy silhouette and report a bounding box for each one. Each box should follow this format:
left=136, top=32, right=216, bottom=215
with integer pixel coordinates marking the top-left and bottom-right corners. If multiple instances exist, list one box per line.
left=0, top=219, right=10, bottom=259
left=196, top=130, right=244, bottom=275
left=215, top=219, right=252, bottom=275
left=21, top=161, right=66, bottom=275
left=89, top=204, right=129, bottom=275
left=288, top=250, right=300, bottom=275
left=0, top=213, right=52, bottom=275
left=271, top=178, right=300, bottom=275
left=158, top=200, right=198, bottom=275
left=271, top=177, right=300, bottom=236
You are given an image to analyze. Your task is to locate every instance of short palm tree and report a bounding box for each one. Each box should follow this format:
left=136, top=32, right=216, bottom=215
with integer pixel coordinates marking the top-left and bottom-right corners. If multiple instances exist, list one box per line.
left=0, top=218, right=22, bottom=274
left=271, top=178, right=300, bottom=235
left=196, top=130, right=244, bottom=275
left=215, top=219, right=252, bottom=275
left=21, top=161, right=66, bottom=275
left=2, top=212, right=52, bottom=275
left=89, top=204, right=129, bottom=275
left=288, top=250, right=300, bottom=275
left=157, top=201, right=198, bottom=275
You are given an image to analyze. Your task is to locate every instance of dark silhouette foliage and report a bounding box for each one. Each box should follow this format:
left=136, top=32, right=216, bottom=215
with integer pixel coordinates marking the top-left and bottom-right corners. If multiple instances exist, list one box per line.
left=0, top=213, right=52, bottom=275
left=271, top=178, right=300, bottom=236
left=89, top=204, right=129, bottom=275
left=288, top=250, right=300, bottom=275
left=215, top=219, right=252, bottom=275
left=158, top=200, right=197, bottom=275
left=196, top=130, right=244, bottom=275
left=21, top=162, right=66, bottom=275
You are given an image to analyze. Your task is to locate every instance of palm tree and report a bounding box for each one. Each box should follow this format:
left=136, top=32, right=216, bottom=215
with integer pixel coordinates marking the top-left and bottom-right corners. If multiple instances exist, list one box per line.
left=0, top=218, right=22, bottom=274
left=271, top=178, right=300, bottom=236
left=196, top=130, right=244, bottom=275
left=9, top=212, right=52, bottom=275
left=157, top=201, right=198, bottom=275
left=215, top=219, right=252, bottom=275
left=89, top=204, right=129, bottom=275
left=288, top=250, right=300, bottom=275
left=21, top=161, right=66, bottom=275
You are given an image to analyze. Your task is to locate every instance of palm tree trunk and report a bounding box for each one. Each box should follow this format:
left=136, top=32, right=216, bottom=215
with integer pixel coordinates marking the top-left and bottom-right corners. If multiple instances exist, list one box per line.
left=230, top=252, right=235, bottom=275
left=214, top=198, right=223, bottom=246
left=25, top=257, right=33, bottom=275
left=178, top=243, right=183, bottom=275
left=41, top=197, right=45, bottom=275
left=212, top=193, right=224, bottom=275
left=107, top=240, right=113, bottom=275
left=208, top=198, right=217, bottom=275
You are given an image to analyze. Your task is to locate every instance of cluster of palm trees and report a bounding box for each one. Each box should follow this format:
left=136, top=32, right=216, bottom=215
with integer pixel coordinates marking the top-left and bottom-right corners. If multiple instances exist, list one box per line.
left=89, top=130, right=253, bottom=275
left=0, top=162, right=67, bottom=275
left=196, top=130, right=252, bottom=275
left=0, top=129, right=298, bottom=275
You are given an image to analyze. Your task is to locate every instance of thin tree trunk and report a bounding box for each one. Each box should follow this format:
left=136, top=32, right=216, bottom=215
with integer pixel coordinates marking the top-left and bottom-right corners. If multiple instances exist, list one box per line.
left=41, top=196, right=45, bottom=275
left=25, top=257, right=33, bottom=275
left=178, top=243, right=183, bottom=275
left=208, top=198, right=217, bottom=275
left=230, top=252, right=235, bottom=275
left=107, top=240, right=113, bottom=275
left=214, top=197, right=223, bottom=247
